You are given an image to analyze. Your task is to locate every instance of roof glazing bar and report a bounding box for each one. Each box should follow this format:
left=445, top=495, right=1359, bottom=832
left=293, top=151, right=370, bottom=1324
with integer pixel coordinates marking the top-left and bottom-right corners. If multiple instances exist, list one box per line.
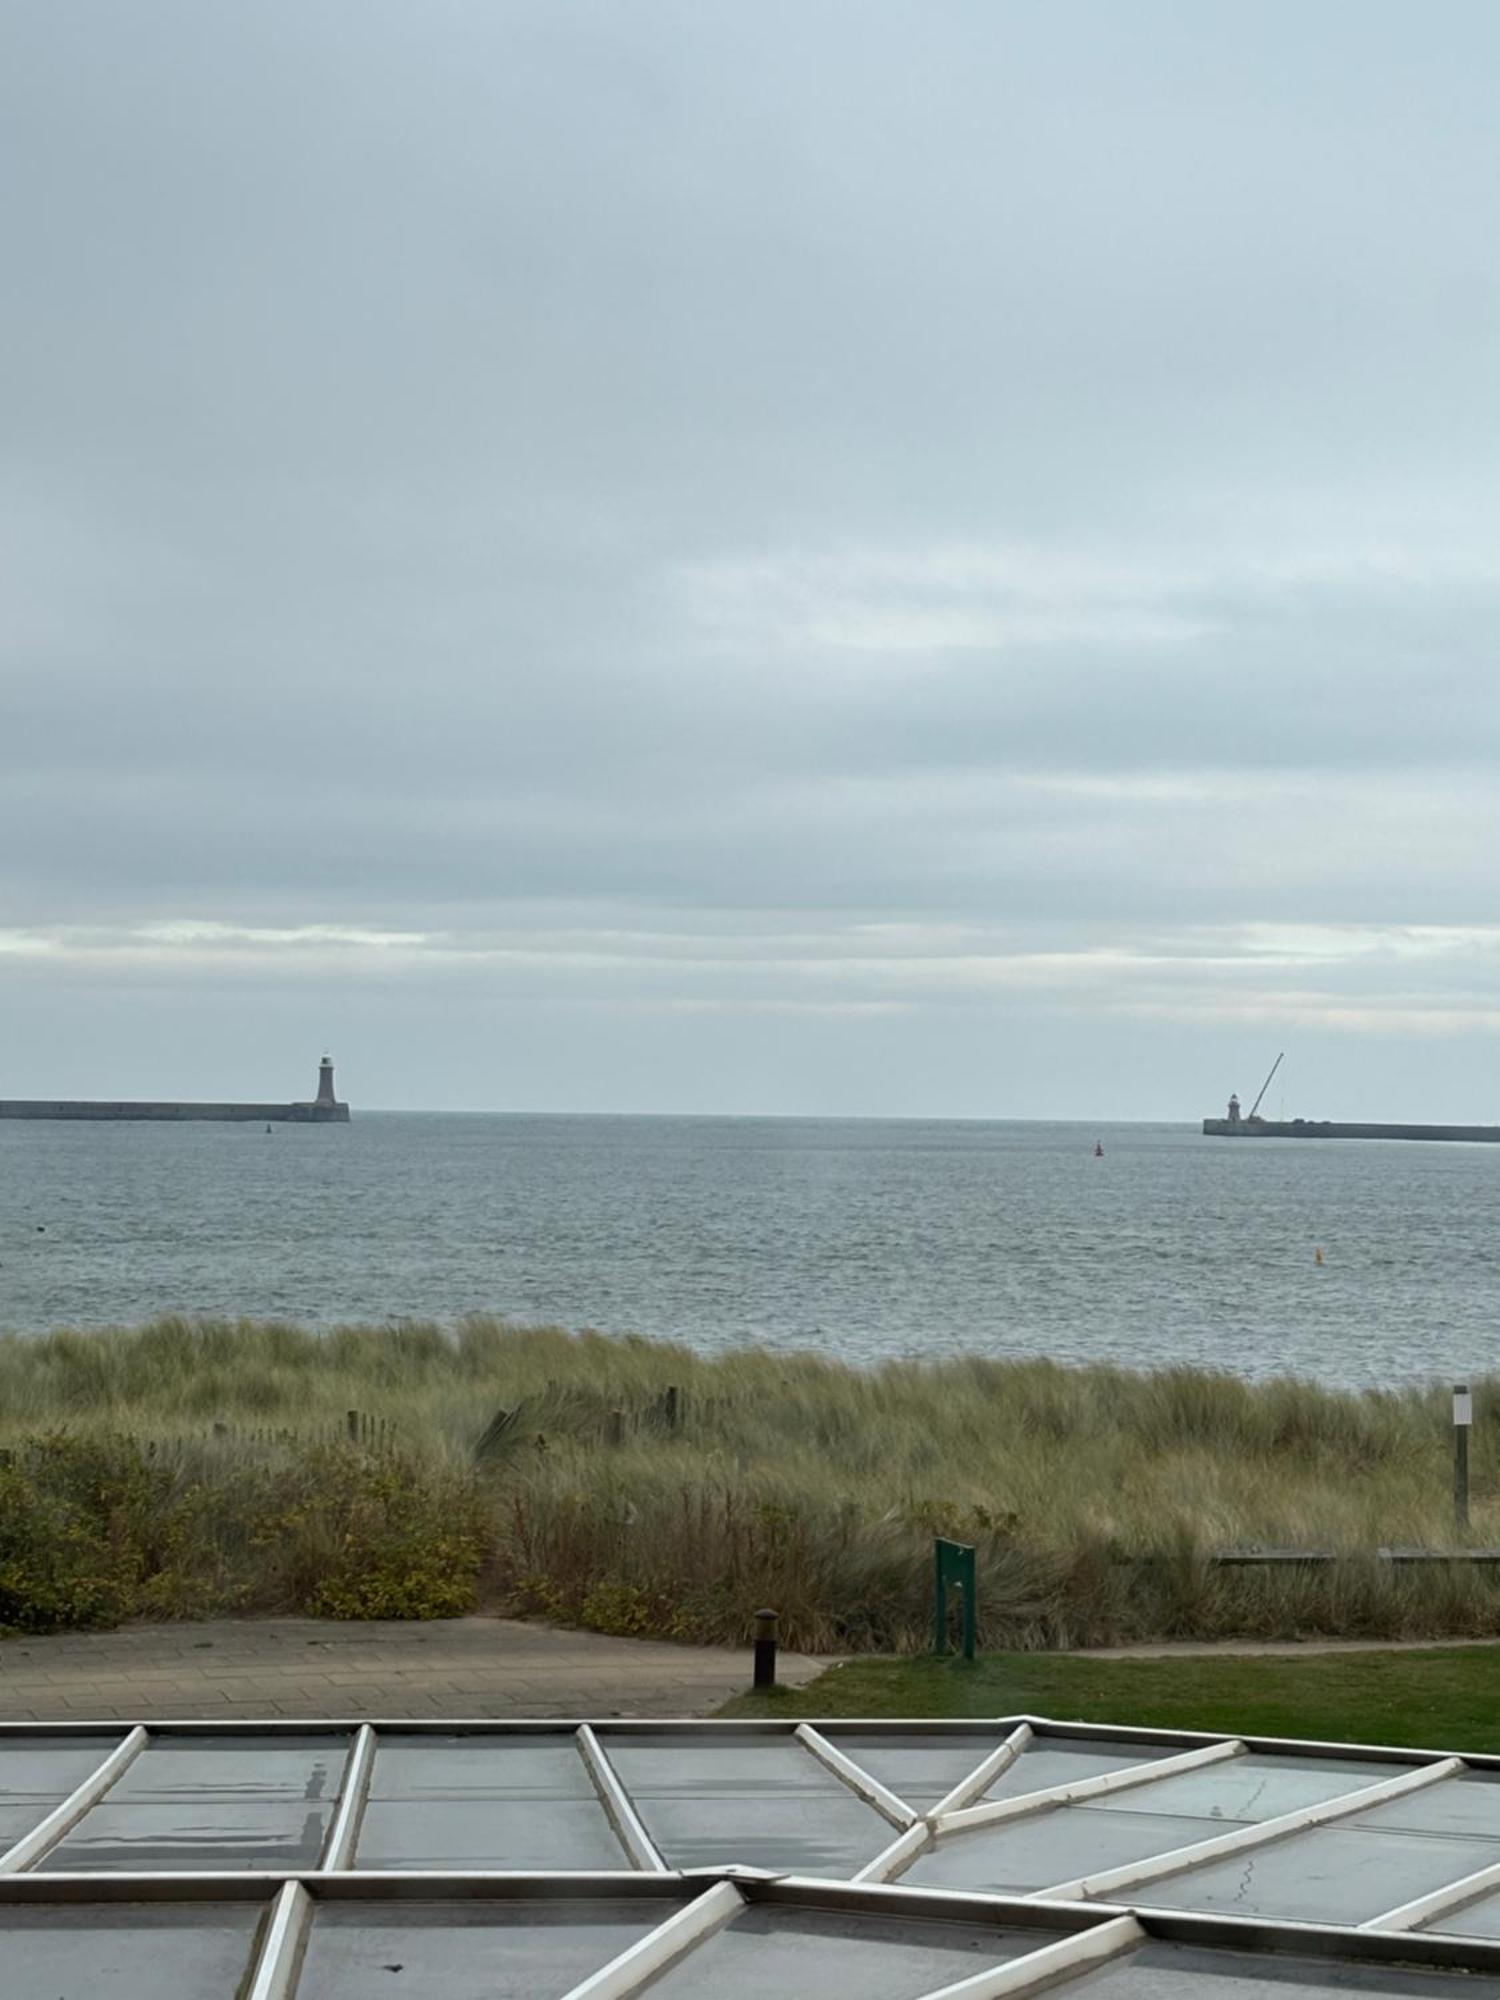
left=939, top=1736, right=1246, bottom=1834
left=245, top=1880, right=313, bottom=2000
left=318, top=1724, right=376, bottom=1871
left=578, top=1723, right=668, bottom=1872
left=852, top=1818, right=934, bottom=1884
left=796, top=1724, right=917, bottom=1827
left=928, top=1724, right=1034, bottom=1818
left=0, top=1726, right=147, bottom=1874
left=1038, top=1753, right=1466, bottom=1903
left=1362, top=1852, right=1500, bottom=1933
left=916, top=1913, right=1144, bottom=2000
left=855, top=1740, right=1246, bottom=1887
left=560, top=1879, right=744, bottom=2000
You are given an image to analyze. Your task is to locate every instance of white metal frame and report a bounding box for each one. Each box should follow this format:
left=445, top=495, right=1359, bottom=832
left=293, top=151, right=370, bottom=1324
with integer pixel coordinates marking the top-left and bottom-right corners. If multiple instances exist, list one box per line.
left=1037, top=1755, right=1464, bottom=1902
left=12, top=1869, right=1500, bottom=1999
left=319, top=1723, right=376, bottom=1871
left=796, top=1723, right=918, bottom=1826
left=560, top=1878, right=744, bottom=1998
left=855, top=1816, right=936, bottom=1884
left=920, top=1913, right=1144, bottom=1999
left=1364, top=1852, right=1500, bottom=1934
left=856, top=1732, right=1247, bottom=1887
left=578, top=1723, right=669, bottom=1872
left=929, top=1722, right=1034, bottom=1817
left=245, top=1879, right=314, bottom=2000
left=938, top=1734, right=1246, bottom=1835
left=0, top=1724, right=146, bottom=1872
left=6, top=1709, right=1500, bottom=1997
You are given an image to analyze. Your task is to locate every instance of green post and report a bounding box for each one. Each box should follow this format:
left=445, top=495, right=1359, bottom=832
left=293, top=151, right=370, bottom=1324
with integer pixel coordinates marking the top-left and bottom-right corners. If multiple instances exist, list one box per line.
left=933, top=1538, right=977, bottom=1661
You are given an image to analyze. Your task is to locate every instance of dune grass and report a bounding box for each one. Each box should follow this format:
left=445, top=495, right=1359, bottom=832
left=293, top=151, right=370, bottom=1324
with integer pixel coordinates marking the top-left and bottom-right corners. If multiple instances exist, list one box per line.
left=1, top=1315, right=1498, bottom=1647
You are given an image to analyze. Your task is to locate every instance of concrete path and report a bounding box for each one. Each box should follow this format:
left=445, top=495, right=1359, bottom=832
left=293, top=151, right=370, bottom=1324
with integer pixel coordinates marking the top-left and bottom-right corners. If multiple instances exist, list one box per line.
left=1071, top=1635, right=1500, bottom=1658
left=0, top=1617, right=828, bottom=1721
left=17, top=1620, right=1481, bottom=1724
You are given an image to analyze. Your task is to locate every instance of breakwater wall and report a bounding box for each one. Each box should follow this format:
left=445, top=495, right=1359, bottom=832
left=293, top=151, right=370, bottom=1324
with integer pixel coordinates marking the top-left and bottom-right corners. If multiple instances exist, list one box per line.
left=1203, top=1118, right=1500, bottom=1143
left=1, top=1055, right=350, bottom=1124
left=0, top=1100, right=349, bottom=1122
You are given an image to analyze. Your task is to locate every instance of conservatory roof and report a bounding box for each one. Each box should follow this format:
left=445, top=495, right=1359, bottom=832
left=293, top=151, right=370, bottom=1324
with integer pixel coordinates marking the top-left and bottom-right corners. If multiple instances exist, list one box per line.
left=10, top=1712, right=1500, bottom=1995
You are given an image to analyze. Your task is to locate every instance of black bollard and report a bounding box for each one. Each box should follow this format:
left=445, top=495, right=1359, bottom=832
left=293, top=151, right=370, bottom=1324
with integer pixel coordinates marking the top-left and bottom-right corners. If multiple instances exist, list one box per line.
left=752, top=1607, right=779, bottom=1691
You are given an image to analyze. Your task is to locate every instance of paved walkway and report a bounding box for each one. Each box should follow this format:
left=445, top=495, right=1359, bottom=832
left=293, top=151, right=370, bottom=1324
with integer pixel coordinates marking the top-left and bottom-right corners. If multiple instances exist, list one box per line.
left=1072, top=1635, right=1500, bottom=1658
left=13, top=1621, right=1479, bottom=1723
left=0, top=1618, right=829, bottom=1721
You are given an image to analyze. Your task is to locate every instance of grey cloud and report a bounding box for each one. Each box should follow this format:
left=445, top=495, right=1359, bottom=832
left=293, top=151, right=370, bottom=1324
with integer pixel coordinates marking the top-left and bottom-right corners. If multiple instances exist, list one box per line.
left=6, top=2, right=1500, bottom=1109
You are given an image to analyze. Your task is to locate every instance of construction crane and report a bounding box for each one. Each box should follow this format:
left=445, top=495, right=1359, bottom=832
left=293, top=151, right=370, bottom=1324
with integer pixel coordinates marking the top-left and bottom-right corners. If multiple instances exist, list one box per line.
left=1247, top=1052, right=1285, bottom=1121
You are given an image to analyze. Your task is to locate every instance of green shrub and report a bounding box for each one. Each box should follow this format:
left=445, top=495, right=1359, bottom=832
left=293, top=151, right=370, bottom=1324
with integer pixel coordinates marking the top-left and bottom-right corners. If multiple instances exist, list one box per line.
left=0, top=1431, right=485, bottom=1632
left=0, top=1458, right=135, bottom=1632
left=271, top=1448, right=485, bottom=1620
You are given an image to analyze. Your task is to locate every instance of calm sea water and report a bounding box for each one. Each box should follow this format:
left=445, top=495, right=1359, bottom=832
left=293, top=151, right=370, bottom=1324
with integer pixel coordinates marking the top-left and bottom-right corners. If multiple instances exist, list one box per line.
left=1, top=1114, right=1497, bottom=1387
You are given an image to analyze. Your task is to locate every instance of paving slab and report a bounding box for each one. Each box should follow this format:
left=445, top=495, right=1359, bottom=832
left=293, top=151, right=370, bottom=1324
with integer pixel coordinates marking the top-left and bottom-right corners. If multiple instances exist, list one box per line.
left=0, top=1617, right=828, bottom=1721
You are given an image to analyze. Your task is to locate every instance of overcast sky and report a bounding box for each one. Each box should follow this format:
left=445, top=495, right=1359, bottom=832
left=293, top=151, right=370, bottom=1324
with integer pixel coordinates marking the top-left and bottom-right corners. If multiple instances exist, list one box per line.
left=5, top=2, right=1500, bottom=1118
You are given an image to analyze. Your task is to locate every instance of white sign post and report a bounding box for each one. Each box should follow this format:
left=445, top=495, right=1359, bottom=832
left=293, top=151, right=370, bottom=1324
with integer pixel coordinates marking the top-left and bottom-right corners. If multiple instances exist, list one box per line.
left=1454, top=1384, right=1472, bottom=1537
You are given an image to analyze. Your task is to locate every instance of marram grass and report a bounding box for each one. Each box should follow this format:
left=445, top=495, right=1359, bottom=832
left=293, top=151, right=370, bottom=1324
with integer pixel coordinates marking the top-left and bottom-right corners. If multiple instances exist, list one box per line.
left=0, top=1315, right=1497, bottom=1650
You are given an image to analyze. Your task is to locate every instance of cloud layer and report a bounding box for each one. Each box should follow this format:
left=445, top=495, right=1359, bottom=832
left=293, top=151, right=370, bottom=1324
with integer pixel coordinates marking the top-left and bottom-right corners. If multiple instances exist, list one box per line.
left=5, top=2, right=1500, bottom=1113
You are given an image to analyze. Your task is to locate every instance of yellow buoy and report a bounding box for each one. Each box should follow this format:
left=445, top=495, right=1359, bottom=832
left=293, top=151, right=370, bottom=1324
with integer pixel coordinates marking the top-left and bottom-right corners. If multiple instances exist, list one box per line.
left=1314, top=1247, right=1324, bottom=1266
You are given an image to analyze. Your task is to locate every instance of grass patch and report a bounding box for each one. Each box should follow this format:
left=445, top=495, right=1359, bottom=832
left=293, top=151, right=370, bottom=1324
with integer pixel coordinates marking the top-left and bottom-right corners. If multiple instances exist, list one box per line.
left=725, top=1647, right=1500, bottom=1753
left=3, top=1315, right=1500, bottom=1644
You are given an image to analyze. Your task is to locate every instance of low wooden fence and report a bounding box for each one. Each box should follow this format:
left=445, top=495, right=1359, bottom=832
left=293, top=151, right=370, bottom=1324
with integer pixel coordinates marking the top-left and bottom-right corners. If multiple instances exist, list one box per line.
left=1214, top=1547, right=1500, bottom=1568
left=205, top=1410, right=399, bottom=1451
left=473, top=1385, right=691, bottom=1460
left=202, top=1388, right=695, bottom=1460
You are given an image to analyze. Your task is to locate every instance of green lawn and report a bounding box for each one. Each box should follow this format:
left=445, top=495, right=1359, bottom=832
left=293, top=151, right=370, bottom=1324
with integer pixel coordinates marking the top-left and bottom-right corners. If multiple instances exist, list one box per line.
left=724, top=1647, right=1500, bottom=1753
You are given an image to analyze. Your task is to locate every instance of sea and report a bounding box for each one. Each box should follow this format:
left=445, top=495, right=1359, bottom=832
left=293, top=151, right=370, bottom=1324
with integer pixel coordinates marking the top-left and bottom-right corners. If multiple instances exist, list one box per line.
left=2, top=1114, right=1498, bottom=1389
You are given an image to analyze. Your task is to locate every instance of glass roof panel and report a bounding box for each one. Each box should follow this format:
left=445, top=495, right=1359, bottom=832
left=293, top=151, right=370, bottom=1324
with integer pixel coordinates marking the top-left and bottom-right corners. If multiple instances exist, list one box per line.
left=1055, top=1938, right=1500, bottom=1995
left=0, top=1806, right=48, bottom=1847
left=0, top=1901, right=263, bottom=1999
left=978, top=1739, right=1182, bottom=1804
left=38, top=1799, right=335, bottom=1872
left=1086, top=1754, right=1400, bottom=1825
left=39, top=1731, right=348, bottom=1872
left=1341, top=1774, right=1500, bottom=1843
left=908, top=1803, right=1239, bottom=1895
left=368, top=1734, right=597, bottom=1801
left=0, top=1739, right=130, bottom=1865
left=1140, top=1825, right=1500, bottom=1924
left=820, top=1730, right=1016, bottom=1806
left=1422, top=1887, right=1500, bottom=1941
left=107, top=1734, right=348, bottom=1802
left=601, top=1732, right=889, bottom=1873
left=294, top=1897, right=687, bottom=2000
left=640, top=1904, right=1068, bottom=2000
left=357, top=1731, right=627, bottom=1867
left=12, top=1710, right=1500, bottom=1993
left=0, top=1735, right=124, bottom=1801
left=355, top=1797, right=628, bottom=1870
